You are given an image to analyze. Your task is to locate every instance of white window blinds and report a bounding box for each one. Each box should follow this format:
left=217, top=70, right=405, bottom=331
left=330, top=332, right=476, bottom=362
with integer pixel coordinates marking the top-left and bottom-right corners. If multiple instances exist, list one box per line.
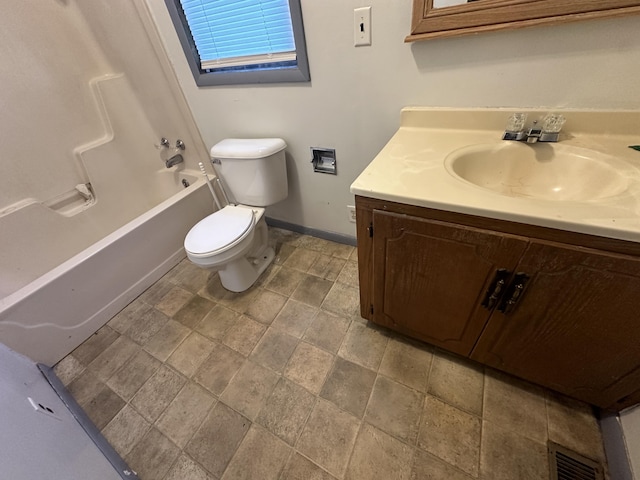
left=180, top=0, right=297, bottom=70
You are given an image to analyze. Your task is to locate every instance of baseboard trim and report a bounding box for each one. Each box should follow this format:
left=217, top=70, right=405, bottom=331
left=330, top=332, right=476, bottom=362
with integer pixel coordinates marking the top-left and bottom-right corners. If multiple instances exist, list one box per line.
left=38, top=364, right=140, bottom=480
left=266, top=217, right=357, bottom=246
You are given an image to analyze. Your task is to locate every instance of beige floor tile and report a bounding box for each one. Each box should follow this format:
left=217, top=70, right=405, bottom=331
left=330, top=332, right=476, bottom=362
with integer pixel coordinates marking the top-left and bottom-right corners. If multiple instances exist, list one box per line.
left=283, top=247, right=321, bottom=271
left=244, top=289, right=287, bottom=325
left=102, top=405, right=151, bottom=457
left=173, top=295, right=216, bottom=329
left=166, top=332, right=215, bottom=378
left=428, top=351, right=484, bottom=416
left=156, top=382, right=216, bottom=448
left=274, top=243, right=296, bottom=265
left=320, top=357, right=376, bottom=418
left=297, top=235, right=334, bottom=253
left=303, top=310, right=350, bottom=354
left=143, top=319, right=191, bottom=362
left=138, top=278, right=176, bottom=306
left=72, top=325, right=119, bottom=366
left=483, top=369, right=548, bottom=443
left=328, top=243, right=356, bottom=260
left=220, top=360, right=279, bottom=420
left=345, top=423, right=414, bottom=480
left=214, top=284, right=260, bottom=314
left=185, top=402, right=251, bottom=478
left=256, top=377, right=316, bottom=445
left=379, top=337, right=432, bottom=392
left=338, top=322, right=389, bottom=371
left=107, top=298, right=148, bottom=334
left=336, top=260, right=360, bottom=287
left=131, top=365, right=187, bottom=422
left=155, top=286, right=193, bottom=317
left=284, top=342, right=334, bottom=394
left=296, top=399, right=361, bottom=478
left=194, top=343, right=245, bottom=395
left=271, top=299, right=318, bottom=338
left=250, top=329, right=299, bottom=374
left=418, top=396, right=481, bottom=477
left=164, top=454, right=216, bottom=480
left=84, top=384, right=126, bottom=430
left=125, top=427, right=180, bottom=480
left=480, top=420, right=548, bottom=480
left=221, top=425, right=291, bottom=480
left=106, top=349, right=161, bottom=401
left=196, top=304, right=240, bottom=341
left=365, top=376, right=424, bottom=444
left=265, top=266, right=306, bottom=296
left=308, top=254, right=347, bottom=282
left=546, top=392, right=606, bottom=462
left=281, top=453, right=337, bottom=480
left=123, top=306, right=170, bottom=346
left=322, top=282, right=361, bottom=317
left=411, top=450, right=475, bottom=480
left=67, top=371, right=107, bottom=406
left=291, top=275, right=334, bottom=307
left=86, top=335, right=141, bottom=383
left=222, top=315, right=266, bottom=356
left=168, top=260, right=211, bottom=293
left=53, top=354, right=85, bottom=386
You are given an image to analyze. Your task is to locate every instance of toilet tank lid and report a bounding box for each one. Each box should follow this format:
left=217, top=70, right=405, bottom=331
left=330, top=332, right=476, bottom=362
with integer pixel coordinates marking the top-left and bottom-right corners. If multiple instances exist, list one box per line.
left=210, top=138, right=286, bottom=159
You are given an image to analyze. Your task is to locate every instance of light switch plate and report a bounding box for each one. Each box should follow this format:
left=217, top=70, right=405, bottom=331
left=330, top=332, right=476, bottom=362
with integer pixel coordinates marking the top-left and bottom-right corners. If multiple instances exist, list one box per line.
left=354, top=7, right=371, bottom=46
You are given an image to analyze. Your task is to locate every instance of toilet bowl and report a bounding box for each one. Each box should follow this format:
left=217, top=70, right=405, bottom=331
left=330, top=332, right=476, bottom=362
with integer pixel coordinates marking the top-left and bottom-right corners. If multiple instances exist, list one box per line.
left=184, top=204, right=275, bottom=292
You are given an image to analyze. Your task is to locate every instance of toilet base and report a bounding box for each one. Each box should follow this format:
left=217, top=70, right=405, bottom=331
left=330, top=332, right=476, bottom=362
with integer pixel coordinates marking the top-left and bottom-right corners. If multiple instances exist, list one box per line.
left=218, top=245, right=275, bottom=292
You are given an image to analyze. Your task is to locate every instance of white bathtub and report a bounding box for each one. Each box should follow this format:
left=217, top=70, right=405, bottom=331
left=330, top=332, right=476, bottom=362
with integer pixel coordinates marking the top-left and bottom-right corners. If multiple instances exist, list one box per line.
left=0, top=169, right=213, bottom=365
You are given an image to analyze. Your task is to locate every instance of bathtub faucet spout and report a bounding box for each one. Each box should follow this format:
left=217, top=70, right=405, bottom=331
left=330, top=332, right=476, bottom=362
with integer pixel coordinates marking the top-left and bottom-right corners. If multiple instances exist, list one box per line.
left=165, top=153, right=184, bottom=168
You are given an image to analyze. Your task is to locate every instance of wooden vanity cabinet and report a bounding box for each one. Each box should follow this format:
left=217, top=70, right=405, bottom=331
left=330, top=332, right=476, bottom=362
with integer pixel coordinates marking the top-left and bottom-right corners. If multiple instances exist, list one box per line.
left=356, top=195, right=640, bottom=411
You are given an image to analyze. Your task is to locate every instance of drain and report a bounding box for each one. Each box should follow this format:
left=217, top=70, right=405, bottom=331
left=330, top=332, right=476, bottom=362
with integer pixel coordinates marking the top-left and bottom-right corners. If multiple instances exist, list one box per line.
left=548, top=442, right=603, bottom=480
left=182, top=179, right=190, bottom=188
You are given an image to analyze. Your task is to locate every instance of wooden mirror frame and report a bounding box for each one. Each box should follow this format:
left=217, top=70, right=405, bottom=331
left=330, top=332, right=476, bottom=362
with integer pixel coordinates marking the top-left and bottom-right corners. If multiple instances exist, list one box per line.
left=406, top=0, right=640, bottom=42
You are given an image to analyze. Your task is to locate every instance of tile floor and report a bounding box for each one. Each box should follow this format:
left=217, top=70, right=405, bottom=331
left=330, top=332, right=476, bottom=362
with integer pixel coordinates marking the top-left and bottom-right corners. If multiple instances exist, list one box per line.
left=54, top=228, right=609, bottom=480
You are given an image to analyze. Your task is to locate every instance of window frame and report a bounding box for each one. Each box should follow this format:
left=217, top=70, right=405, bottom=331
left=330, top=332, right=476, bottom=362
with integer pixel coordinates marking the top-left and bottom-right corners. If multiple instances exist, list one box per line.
left=164, top=0, right=311, bottom=86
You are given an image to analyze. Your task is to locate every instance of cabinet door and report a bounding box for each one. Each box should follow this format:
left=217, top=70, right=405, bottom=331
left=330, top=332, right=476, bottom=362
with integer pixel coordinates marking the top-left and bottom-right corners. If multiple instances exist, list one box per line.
left=472, top=240, right=640, bottom=410
left=372, top=210, right=527, bottom=356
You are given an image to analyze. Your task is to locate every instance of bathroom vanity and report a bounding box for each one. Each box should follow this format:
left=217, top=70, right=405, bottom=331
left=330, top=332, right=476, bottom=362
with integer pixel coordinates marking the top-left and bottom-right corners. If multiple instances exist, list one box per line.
left=351, top=108, right=640, bottom=411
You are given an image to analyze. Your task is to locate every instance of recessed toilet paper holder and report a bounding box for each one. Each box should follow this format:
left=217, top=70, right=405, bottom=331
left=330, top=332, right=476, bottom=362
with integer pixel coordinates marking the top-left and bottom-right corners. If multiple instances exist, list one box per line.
left=310, top=147, right=337, bottom=175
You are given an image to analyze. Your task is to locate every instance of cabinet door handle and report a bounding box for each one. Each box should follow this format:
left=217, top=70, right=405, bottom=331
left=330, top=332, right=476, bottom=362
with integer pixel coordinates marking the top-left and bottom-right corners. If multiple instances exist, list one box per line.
left=498, top=272, right=530, bottom=314
left=482, top=268, right=511, bottom=310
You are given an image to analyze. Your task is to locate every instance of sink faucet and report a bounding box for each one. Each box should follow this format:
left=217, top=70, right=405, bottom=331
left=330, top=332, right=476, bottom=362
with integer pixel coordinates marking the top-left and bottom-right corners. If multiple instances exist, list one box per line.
left=165, top=153, right=184, bottom=168
left=502, top=113, right=566, bottom=143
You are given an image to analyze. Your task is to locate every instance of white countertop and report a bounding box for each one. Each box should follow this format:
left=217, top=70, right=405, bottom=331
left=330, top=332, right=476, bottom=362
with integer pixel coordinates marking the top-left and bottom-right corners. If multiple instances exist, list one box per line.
left=350, top=108, right=640, bottom=243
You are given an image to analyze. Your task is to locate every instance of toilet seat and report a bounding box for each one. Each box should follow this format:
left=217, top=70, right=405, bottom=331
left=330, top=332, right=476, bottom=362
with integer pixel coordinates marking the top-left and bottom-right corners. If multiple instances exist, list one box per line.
left=185, top=205, right=255, bottom=258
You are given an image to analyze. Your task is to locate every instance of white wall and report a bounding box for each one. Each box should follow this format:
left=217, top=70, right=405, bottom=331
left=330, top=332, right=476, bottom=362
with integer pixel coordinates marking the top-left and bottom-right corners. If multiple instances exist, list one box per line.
left=622, top=406, right=640, bottom=478
left=145, top=0, right=640, bottom=238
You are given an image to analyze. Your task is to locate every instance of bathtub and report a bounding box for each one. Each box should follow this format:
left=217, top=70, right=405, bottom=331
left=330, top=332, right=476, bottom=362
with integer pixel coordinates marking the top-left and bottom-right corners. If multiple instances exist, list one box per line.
left=0, top=169, right=213, bottom=365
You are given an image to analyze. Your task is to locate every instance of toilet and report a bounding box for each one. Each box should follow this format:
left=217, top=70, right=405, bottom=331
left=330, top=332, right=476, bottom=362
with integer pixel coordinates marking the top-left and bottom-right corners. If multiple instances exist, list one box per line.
left=184, top=138, right=288, bottom=292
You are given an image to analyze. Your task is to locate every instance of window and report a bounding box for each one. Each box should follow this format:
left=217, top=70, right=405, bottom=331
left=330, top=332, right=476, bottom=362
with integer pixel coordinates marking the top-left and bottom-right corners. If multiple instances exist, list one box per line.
left=165, top=0, right=310, bottom=86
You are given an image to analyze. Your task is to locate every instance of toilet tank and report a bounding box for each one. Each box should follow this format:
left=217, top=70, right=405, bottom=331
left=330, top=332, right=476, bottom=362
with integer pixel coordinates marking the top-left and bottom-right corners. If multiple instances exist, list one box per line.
left=210, top=138, right=288, bottom=207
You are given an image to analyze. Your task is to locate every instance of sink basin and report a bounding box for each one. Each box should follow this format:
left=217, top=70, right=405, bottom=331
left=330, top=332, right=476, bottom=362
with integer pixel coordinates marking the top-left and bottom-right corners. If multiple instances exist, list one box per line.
left=444, top=143, right=628, bottom=201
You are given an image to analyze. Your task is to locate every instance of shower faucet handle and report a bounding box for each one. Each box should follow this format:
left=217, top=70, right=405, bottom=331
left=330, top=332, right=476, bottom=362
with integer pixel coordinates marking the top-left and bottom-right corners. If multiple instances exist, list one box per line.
left=159, top=137, right=170, bottom=148
left=176, top=139, right=185, bottom=150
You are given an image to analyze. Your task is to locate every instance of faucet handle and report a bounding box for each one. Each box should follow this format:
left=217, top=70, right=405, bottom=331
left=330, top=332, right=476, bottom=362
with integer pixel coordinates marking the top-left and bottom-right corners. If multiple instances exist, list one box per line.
left=541, top=114, right=566, bottom=133
left=506, top=113, right=528, bottom=132
left=503, top=113, right=528, bottom=140
left=539, top=114, right=566, bottom=142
